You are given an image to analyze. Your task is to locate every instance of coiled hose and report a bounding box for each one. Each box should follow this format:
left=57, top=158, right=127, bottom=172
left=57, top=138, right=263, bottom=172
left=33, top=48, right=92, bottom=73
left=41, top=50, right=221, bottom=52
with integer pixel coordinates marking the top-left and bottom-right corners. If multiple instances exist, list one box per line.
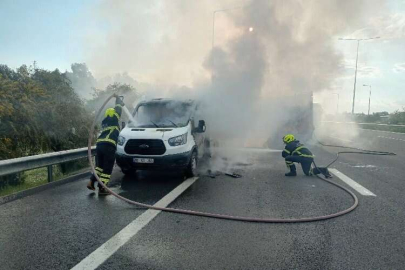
left=86, top=94, right=391, bottom=223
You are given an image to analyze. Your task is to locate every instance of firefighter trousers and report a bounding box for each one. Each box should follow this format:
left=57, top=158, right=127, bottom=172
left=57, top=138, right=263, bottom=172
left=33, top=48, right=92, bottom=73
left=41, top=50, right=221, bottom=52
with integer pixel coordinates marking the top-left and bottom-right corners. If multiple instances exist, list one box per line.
left=285, top=155, right=314, bottom=176
left=90, top=143, right=116, bottom=187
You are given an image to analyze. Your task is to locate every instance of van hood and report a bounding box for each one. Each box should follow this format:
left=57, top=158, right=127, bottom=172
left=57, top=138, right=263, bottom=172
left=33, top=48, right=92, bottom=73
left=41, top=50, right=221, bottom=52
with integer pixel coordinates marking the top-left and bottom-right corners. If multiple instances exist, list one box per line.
left=120, top=126, right=189, bottom=140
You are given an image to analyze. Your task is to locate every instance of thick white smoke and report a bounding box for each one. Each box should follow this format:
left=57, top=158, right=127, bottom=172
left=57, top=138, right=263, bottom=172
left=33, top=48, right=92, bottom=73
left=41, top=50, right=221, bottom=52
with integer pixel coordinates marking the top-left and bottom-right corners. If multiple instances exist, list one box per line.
left=84, top=0, right=388, bottom=153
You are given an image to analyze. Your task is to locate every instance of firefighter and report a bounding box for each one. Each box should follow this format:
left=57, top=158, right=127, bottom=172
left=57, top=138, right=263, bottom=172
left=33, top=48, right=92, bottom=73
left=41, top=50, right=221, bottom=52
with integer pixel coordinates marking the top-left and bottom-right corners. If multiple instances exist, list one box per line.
left=87, top=95, right=124, bottom=194
left=282, top=134, right=314, bottom=177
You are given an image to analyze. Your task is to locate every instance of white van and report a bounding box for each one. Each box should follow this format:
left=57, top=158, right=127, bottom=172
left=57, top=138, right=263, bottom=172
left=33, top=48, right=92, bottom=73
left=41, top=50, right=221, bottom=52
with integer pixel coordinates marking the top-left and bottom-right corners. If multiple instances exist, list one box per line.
left=115, top=98, right=209, bottom=177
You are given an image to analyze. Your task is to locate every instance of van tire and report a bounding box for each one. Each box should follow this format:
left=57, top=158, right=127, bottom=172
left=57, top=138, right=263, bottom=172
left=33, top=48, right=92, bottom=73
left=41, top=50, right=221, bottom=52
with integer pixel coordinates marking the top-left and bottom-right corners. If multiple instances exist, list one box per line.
left=185, top=151, right=197, bottom=178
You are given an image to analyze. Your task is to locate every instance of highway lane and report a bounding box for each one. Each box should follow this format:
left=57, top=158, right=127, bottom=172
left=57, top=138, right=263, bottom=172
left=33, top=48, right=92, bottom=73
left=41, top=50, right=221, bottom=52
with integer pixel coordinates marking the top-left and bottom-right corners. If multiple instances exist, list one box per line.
left=1, top=135, right=404, bottom=269
left=320, top=128, right=404, bottom=200
left=0, top=170, right=186, bottom=270
left=94, top=146, right=405, bottom=270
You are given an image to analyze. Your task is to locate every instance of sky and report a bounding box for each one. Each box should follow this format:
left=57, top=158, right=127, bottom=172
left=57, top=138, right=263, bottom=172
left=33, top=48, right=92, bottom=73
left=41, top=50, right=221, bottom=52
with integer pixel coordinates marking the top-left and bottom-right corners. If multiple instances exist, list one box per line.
left=0, top=0, right=404, bottom=114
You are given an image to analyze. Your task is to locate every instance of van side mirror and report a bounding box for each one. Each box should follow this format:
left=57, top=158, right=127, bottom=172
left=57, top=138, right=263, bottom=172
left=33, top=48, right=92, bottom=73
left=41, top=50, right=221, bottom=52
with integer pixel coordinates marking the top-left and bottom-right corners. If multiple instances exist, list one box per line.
left=194, top=120, right=206, bottom=133
left=122, top=121, right=126, bottom=129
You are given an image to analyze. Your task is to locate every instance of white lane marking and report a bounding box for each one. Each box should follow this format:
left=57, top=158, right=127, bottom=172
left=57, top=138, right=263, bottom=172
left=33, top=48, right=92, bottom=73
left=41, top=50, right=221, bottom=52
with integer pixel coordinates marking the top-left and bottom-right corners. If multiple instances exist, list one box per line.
left=352, top=165, right=377, bottom=168
left=377, top=136, right=405, bottom=142
left=328, top=136, right=353, bottom=143
left=71, top=177, right=199, bottom=270
left=329, top=169, right=376, bottom=196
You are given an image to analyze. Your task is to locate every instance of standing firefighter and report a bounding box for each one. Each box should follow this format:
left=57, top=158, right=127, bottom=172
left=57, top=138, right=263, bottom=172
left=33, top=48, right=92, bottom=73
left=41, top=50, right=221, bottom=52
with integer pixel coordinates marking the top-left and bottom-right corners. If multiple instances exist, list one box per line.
left=282, top=134, right=314, bottom=177
left=87, top=95, right=125, bottom=195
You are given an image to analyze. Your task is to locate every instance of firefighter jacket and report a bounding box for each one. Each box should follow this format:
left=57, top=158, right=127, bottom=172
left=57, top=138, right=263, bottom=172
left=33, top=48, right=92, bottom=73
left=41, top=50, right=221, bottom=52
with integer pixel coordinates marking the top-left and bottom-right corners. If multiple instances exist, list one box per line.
left=96, top=104, right=122, bottom=147
left=282, top=140, right=314, bottom=158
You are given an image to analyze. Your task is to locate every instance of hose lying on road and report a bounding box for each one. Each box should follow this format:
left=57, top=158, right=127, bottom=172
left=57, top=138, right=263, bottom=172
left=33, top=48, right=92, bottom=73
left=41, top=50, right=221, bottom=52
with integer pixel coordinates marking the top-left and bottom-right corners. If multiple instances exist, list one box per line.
left=87, top=94, right=372, bottom=223
left=315, top=140, right=396, bottom=168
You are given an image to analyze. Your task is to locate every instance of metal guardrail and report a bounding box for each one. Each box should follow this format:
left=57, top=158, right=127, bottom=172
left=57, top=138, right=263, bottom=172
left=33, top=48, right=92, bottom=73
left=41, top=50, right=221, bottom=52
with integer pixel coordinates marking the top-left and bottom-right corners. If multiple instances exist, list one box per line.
left=0, top=147, right=96, bottom=182
left=321, top=121, right=405, bottom=127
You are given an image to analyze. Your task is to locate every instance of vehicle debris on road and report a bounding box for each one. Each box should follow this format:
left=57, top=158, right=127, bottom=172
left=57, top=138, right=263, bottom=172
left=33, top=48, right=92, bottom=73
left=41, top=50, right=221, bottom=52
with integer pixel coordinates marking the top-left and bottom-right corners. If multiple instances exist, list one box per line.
left=225, top=173, right=242, bottom=178
left=205, top=170, right=242, bottom=179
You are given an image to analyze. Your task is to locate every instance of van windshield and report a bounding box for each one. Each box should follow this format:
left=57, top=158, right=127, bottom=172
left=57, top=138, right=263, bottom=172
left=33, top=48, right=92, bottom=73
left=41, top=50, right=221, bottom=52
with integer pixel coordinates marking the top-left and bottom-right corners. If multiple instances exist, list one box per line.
left=130, top=101, right=193, bottom=128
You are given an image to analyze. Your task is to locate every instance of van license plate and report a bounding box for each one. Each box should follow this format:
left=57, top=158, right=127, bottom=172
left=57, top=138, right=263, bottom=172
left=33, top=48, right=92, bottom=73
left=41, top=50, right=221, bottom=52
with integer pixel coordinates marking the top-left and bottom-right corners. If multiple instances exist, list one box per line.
left=134, top=158, right=154, bottom=164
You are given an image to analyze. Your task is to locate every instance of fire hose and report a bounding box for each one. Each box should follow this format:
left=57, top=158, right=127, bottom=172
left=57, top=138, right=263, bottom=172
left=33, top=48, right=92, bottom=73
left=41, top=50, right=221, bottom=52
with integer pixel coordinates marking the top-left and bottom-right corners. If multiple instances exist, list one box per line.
left=86, top=93, right=391, bottom=223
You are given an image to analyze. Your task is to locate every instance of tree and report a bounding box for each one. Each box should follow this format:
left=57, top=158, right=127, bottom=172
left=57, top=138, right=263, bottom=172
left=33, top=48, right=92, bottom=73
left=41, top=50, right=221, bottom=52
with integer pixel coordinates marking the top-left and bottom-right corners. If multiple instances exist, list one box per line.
left=32, top=67, right=93, bottom=151
left=390, top=107, right=405, bottom=125
left=86, top=83, right=139, bottom=123
left=0, top=65, right=47, bottom=158
left=64, top=63, right=96, bottom=100
left=0, top=64, right=93, bottom=160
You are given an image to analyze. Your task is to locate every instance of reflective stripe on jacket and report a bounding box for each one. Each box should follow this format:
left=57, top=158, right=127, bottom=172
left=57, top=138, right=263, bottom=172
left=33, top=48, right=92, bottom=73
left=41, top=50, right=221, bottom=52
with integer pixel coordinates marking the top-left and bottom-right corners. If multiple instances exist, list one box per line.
left=96, top=104, right=122, bottom=147
left=282, top=140, right=314, bottom=158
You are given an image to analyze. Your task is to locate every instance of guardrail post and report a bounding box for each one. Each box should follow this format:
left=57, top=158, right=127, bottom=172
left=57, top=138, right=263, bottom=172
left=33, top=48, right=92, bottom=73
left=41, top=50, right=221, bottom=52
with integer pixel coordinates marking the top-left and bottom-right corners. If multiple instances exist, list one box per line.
left=47, top=165, right=53, bottom=182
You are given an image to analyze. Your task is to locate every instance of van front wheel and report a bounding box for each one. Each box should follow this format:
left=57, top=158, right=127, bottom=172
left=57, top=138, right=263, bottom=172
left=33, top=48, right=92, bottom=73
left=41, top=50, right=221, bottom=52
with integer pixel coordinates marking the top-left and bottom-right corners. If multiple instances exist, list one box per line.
left=185, top=152, right=197, bottom=178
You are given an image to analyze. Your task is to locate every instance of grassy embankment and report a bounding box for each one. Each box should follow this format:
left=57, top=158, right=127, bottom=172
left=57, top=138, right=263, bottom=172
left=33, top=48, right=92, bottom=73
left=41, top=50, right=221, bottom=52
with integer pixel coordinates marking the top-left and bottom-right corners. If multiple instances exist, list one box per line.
left=0, top=159, right=90, bottom=197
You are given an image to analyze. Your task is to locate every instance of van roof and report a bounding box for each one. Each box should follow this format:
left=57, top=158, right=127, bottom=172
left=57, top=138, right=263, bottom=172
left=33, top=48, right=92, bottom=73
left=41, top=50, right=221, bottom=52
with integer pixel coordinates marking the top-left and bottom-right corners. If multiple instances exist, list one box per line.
left=138, top=98, right=195, bottom=106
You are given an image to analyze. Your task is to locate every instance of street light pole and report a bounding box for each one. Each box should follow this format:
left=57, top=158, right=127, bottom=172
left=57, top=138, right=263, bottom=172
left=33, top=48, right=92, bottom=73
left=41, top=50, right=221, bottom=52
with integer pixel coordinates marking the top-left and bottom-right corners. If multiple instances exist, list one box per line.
left=363, top=84, right=372, bottom=115
left=212, top=4, right=254, bottom=50
left=212, top=7, right=244, bottom=50
left=339, top=36, right=380, bottom=114
left=211, top=6, right=253, bottom=81
left=353, top=40, right=360, bottom=115
left=212, top=11, right=217, bottom=50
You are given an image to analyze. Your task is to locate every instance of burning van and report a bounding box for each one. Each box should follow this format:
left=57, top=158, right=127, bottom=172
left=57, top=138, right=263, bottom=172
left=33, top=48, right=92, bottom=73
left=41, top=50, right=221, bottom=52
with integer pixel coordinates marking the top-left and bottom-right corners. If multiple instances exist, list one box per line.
left=115, top=98, right=210, bottom=177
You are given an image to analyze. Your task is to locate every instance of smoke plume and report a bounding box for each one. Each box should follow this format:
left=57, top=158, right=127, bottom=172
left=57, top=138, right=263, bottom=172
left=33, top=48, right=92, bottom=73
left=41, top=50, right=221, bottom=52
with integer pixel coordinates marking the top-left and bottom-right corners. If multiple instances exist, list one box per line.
left=84, top=0, right=387, bottom=150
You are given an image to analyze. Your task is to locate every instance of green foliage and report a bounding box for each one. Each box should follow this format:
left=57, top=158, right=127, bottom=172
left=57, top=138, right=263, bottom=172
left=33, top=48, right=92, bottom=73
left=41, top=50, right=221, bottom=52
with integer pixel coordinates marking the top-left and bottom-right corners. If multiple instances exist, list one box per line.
left=64, top=63, right=96, bottom=99
left=0, top=173, right=26, bottom=190
left=0, top=158, right=90, bottom=195
left=0, top=64, right=93, bottom=159
left=86, top=83, right=139, bottom=123
left=389, top=108, right=405, bottom=125
left=0, top=63, right=139, bottom=159
left=351, top=111, right=391, bottom=124
left=58, top=158, right=89, bottom=175
left=0, top=63, right=140, bottom=194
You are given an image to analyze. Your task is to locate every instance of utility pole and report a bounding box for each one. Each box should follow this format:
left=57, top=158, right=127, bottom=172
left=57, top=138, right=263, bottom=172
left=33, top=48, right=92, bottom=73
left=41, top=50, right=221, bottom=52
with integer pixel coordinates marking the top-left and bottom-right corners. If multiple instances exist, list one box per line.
left=339, top=37, right=380, bottom=114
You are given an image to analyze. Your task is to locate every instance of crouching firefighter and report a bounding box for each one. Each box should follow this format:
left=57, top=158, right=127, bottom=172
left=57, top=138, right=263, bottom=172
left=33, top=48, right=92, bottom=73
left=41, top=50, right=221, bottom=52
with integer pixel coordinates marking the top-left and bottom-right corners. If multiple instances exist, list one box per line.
left=282, top=134, right=314, bottom=177
left=87, top=95, right=125, bottom=195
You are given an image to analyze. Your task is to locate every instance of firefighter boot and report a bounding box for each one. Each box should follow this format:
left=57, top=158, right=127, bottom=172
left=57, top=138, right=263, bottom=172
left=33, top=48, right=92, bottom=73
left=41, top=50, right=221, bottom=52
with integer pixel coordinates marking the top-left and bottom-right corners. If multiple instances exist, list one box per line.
left=285, top=171, right=297, bottom=177
left=285, top=164, right=297, bottom=177
left=98, top=186, right=110, bottom=195
left=87, top=180, right=95, bottom=191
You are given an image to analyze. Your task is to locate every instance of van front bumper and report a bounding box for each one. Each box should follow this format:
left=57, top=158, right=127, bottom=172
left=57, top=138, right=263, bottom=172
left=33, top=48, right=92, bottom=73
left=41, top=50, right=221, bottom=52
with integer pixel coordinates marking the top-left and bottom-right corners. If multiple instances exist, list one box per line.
left=116, top=151, right=191, bottom=171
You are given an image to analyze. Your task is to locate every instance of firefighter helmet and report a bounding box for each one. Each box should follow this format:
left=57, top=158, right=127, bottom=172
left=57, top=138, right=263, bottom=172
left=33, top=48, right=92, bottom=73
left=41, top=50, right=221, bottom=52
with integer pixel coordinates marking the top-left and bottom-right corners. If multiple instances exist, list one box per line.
left=104, top=108, right=116, bottom=118
left=283, top=134, right=295, bottom=144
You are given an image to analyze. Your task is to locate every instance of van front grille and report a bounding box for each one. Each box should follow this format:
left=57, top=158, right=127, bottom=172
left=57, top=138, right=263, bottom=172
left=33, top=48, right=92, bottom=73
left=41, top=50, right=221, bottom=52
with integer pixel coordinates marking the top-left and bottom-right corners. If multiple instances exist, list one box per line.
left=124, top=139, right=166, bottom=155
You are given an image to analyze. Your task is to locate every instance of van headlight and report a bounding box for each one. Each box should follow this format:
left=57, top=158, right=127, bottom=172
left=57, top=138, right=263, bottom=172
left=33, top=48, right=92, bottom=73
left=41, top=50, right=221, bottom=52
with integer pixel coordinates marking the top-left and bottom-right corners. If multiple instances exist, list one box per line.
left=118, top=136, right=126, bottom=146
left=168, top=133, right=188, bottom=146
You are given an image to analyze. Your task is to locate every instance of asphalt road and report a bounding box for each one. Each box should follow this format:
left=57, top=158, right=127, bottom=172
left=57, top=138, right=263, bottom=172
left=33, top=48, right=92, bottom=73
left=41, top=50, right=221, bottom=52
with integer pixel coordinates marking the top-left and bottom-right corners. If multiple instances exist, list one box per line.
left=1, top=129, right=404, bottom=270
